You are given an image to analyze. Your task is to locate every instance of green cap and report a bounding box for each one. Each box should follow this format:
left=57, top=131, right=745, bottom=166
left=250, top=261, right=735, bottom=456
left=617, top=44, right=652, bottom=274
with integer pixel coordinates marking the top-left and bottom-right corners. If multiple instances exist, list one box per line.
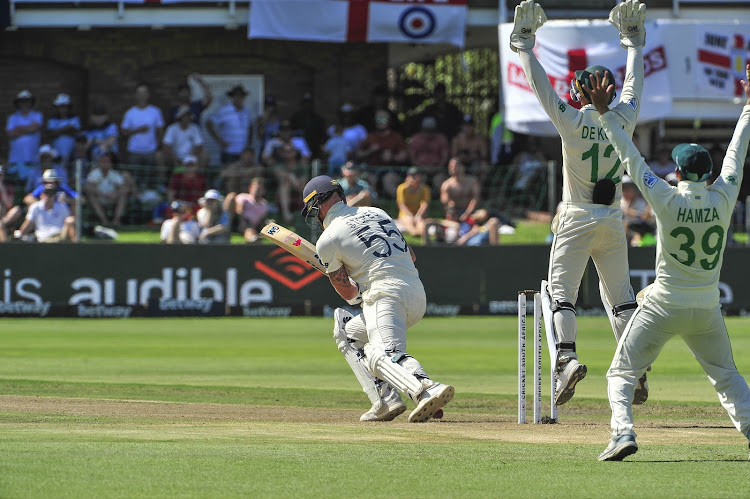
left=575, top=65, right=616, bottom=104
left=671, top=143, right=712, bottom=182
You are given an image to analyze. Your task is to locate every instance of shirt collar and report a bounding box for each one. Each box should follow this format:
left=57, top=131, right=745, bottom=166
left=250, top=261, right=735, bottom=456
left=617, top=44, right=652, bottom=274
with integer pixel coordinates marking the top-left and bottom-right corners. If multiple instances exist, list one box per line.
left=323, top=201, right=348, bottom=229
left=677, top=180, right=708, bottom=193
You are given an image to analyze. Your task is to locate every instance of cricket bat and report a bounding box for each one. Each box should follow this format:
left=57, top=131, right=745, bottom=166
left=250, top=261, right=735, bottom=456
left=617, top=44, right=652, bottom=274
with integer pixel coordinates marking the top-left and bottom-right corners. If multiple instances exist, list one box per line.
left=260, top=223, right=327, bottom=273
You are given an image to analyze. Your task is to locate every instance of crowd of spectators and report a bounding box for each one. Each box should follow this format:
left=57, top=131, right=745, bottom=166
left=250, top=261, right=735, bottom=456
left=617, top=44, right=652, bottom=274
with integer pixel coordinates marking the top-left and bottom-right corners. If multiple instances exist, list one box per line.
left=3, top=78, right=729, bottom=246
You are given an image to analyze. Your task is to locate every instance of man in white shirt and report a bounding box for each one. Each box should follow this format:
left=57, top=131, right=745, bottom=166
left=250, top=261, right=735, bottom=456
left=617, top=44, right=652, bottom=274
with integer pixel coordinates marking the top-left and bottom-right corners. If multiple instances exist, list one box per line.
left=85, top=151, right=131, bottom=227
left=511, top=0, right=647, bottom=406
left=590, top=64, right=750, bottom=462
left=162, top=106, right=208, bottom=168
left=16, top=180, right=77, bottom=242
left=160, top=200, right=200, bottom=244
left=207, top=85, right=254, bottom=165
left=121, top=83, right=165, bottom=168
left=302, top=175, right=454, bottom=422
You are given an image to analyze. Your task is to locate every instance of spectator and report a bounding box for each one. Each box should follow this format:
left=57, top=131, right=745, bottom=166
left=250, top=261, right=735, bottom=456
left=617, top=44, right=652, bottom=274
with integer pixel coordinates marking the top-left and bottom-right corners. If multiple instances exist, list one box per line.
left=6, top=90, right=43, bottom=181
left=84, top=105, right=119, bottom=159
left=196, top=189, right=230, bottom=244
left=408, top=116, right=450, bottom=187
left=47, top=94, right=81, bottom=168
left=326, top=103, right=368, bottom=151
left=263, top=121, right=309, bottom=223
left=511, top=136, right=547, bottom=190
left=160, top=200, right=200, bottom=244
left=231, top=177, right=269, bottom=243
left=257, top=95, right=282, bottom=153
left=440, top=158, right=479, bottom=222
left=620, top=175, right=655, bottom=247
left=207, top=84, right=254, bottom=165
left=68, top=133, right=92, bottom=174
left=25, top=168, right=78, bottom=211
left=167, top=155, right=206, bottom=209
left=452, top=115, right=489, bottom=178
left=25, top=145, right=68, bottom=194
left=166, top=73, right=213, bottom=125
left=262, top=120, right=311, bottom=167
left=220, top=147, right=264, bottom=195
left=162, top=106, right=208, bottom=168
left=357, top=84, right=401, bottom=134
left=290, top=92, right=326, bottom=159
left=650, top=145, right=678, bottom=179
left=15, top=181, right=77, bottom=243
left=357, top=109, right=408, bottom=198
left=0, top=166, right=21, bottom=242
left=85, top=151, right=132, bottom=227
left=420, top=83, right=463, bottom=140
left=395, top=167, right=430, bottom=238
left=338, top=162, right=376, bottom=207
left=453, top=208, right=500, bottom=246
left=490, top=101, right=514, bottom=165
left=121, top=82, right=165, bottom=169
left=323, top=124, right=352, bottom=176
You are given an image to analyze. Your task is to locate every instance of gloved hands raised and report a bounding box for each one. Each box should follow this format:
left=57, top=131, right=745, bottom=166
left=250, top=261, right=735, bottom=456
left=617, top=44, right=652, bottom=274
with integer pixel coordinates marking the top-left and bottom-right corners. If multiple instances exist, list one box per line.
left=510, top=0, right=547, bottom=53
left=609, top=0, right=647, bottom=48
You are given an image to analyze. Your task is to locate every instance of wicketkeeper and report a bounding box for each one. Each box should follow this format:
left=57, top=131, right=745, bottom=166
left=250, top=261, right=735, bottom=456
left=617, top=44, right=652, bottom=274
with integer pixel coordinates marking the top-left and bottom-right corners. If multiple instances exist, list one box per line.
left=301, top=175, right=454, bottom=422
left=510, top=0, right=648, bottom=405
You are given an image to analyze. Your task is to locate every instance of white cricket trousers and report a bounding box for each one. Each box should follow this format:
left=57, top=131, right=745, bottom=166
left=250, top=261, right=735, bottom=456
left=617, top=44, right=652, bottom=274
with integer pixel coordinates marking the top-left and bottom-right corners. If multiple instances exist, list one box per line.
left=607, top=297, right=750, bottom=439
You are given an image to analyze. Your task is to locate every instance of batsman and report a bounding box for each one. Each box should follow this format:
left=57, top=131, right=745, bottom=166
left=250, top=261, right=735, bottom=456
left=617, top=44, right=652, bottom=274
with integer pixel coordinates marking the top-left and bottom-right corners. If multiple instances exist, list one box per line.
left=511, top=0, right=648, bottom=405
left=301, top=175, right=454, bottom=423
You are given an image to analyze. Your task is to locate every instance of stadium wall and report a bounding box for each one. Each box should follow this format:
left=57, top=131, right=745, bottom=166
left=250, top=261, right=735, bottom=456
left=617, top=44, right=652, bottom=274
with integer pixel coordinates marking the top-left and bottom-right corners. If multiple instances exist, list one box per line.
left=2, top=244, right=749, bottom=318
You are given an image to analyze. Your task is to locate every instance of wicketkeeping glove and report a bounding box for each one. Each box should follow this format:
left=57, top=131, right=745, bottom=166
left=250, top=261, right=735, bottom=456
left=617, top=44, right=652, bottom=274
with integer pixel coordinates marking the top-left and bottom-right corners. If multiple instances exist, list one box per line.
left=509, top=0, right=547, bottom=53
left=609, top=0, right=646, bottom=49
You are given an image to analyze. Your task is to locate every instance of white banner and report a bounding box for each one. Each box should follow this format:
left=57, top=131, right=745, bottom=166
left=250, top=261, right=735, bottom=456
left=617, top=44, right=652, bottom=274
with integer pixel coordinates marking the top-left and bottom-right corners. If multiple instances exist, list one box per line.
left=249, top=0, right=467, bottom=47
left=499, top=20, right=672, bottom=136
left=695, top=26, right=750, bottom=99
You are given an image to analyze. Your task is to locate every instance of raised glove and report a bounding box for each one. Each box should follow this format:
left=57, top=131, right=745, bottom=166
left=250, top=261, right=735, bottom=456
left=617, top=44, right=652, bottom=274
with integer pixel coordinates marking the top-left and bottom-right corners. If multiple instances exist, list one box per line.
left=609, top=0, right=646, bottom=48
left=509, top=0, right=547, bottom=53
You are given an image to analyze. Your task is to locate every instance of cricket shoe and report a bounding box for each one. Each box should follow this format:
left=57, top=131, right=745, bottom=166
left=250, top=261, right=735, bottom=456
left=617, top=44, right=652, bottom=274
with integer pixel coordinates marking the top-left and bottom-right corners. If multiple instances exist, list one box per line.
left=633, top=372, right=649, bottom=405
left=360, top=385, right=406, bottom=422
left=408, top=382, right=454, bottom=423
left=598, top=434, right=638, bottom=461
left=555, top=359, right=587, bottom=405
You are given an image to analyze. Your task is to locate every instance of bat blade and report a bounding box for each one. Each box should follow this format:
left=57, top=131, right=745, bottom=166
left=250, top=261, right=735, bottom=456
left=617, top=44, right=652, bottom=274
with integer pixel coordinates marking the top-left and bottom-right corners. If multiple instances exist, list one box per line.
left=260, top=223, right=327, bottom=273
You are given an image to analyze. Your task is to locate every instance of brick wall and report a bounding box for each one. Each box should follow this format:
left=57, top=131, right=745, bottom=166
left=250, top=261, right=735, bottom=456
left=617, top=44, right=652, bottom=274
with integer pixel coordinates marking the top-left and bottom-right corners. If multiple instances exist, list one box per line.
left=0, top=28, right=389, bottom=160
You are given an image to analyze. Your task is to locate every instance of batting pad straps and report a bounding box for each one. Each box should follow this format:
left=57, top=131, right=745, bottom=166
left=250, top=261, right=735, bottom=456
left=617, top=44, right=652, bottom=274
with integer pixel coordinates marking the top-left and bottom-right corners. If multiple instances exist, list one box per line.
left=363, top=343, right=424, bottom=401
left=552, top=301, right=577, bottom=315
left=613, top=301, right=638, bottom=317
left=558, top=342, right=576, bottom=352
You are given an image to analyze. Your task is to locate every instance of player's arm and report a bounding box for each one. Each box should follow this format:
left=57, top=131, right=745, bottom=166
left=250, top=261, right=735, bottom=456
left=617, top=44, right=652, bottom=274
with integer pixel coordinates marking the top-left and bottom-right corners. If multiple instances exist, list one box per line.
left=328, top=266, right=359, bottom=301
left=408, top=244, right=416, bottom=263
left=712, top=66, right=750, bottom=200
left=609, top=0, right=646, bottom=122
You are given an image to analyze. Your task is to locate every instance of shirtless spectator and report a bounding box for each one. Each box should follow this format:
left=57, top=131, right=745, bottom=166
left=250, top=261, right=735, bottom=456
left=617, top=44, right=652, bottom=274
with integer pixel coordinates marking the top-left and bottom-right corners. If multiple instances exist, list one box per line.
left=395, top=167, right=430, bottom=238
left=231, top=177, right=269, bottom=243
left=408, top=116, right=449, bottom=191
left=451, top=115, right=489, bottom=180
left=85, top=151, right=132, bottom=227
left=440, top=158, right=480, bottom=222
left=357, top=110, right=408, bottom=198
left=337, top=162, right=375, bottom=207
left=220, top=147, right=264, bottom=195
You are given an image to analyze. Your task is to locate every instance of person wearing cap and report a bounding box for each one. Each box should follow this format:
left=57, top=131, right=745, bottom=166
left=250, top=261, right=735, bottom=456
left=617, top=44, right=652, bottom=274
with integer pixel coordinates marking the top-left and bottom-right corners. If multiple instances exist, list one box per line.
left=326, top=103, right=368, bottom=151
left=356, top=109, right=408, bottom=198
left=84, top=105, right=119, bottom=159
left=6, top=90, right=43, bottom=179
left=407, top=116, right=449, bottom=187
left=207, top=84, right=254, bottom=165
left=419, top=82, right=463, bottom=141
left=231, top=177, right=269, bottom=243
left=510, top=0, right=647, bottom=407
left=167, top=155, right=206, bottom=210
left=15, top=172, right=77, bottom=243
left=196, top=189, right=230, bottom=244
left=24, top=145, right=68, bottom=194
left=167, top=73, right=213, bottom=125
left=46, top=94, right=81, bottom=167
left=451, top=115, right=488, bottom=180
left=121, top=82, right=165, bottom=170
left=395, top=167, right=430, bottom=239
left=290, top=92, right=326, bottom=158
left=160, top=200, right=200, bottom=244
left=162, top=105, right=207, bottom=168
left=301, top=175, right=454, bottom=422
left=337, top=162, right=376, bottom=207
left=262, top=120, right=311, bottom=223
left=24, top=166, right=78, bottom=212
left=85, top=151, right=131, bottom=227
left=589, top=64, right=750, bottom=462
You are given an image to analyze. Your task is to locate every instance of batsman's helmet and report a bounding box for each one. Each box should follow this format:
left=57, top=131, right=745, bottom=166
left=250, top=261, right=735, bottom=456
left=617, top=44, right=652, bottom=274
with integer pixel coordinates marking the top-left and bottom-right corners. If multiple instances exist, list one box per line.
left=42, top=169, right=61, bottom=183
left=570, top=65, right=617, bottom=105
left=301, top=175, right=345, bottom=220
left=672, top=143, right=712, bottom=182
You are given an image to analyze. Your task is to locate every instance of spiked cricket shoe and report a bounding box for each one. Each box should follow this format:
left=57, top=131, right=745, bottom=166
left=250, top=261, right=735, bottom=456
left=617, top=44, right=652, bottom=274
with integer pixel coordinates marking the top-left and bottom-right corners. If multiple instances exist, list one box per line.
left=408, top=382, right=454, bottom=423
left=555, top=359, right=587, bottom=405
left=598, top=434, right=638, bottom=461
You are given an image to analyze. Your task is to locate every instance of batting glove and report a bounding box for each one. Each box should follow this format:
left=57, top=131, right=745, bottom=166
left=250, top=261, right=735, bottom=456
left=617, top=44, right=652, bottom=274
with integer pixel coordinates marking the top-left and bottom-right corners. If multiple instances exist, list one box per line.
left=346, top=278, right=366, bottom=306
left=509, top=0, right=547, bottom=53
left=609, top=0, right=646, bottom=49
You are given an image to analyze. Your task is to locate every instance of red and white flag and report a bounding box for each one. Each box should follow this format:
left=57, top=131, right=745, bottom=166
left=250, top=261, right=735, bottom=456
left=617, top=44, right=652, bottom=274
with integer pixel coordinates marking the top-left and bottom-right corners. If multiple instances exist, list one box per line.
left=249, top=0, right=467, bottom=47
left=696, top=26, right=750, bottom=99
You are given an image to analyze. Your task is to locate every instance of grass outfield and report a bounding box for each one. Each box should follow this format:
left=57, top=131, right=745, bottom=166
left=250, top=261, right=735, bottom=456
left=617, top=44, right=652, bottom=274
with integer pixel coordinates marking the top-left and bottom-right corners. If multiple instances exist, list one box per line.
left=1, top=317, right=749, bottom=497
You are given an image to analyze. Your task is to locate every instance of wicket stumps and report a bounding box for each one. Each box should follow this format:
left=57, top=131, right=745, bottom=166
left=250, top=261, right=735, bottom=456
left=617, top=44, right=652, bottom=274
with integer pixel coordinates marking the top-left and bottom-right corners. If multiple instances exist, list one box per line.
left=518, top=290, right=557, bottom=424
